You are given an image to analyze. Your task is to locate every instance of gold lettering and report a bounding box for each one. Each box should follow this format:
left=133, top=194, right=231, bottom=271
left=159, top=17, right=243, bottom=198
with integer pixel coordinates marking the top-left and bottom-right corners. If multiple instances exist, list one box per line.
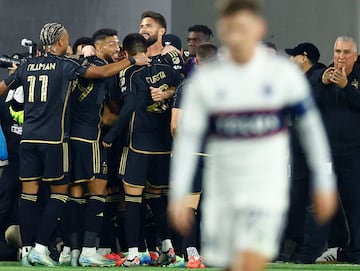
left=145, top=71, right=167, bottom=85
left=27, top=63, right=57, bottom=71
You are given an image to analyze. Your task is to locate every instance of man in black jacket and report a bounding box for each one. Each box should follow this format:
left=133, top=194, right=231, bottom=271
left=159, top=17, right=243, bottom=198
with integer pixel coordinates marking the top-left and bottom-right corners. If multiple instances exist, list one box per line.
left=296, top=36, right=360, bottom=264
left=278, top=43, right=327, bottom=262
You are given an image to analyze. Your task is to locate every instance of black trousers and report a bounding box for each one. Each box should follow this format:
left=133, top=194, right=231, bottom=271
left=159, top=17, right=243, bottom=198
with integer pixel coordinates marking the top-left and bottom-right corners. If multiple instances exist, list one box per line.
left=296, top=152, right=360, bottom=263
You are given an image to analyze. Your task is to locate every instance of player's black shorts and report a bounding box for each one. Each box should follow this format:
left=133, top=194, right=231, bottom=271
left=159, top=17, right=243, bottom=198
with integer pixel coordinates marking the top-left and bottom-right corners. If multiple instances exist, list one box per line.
left=106, top=139, right=123, bottom=187
left=123, top=149, right=170, bottom=189
left=192, top=156, right=204, bottom=194
left=19, top=142, right=69, bottom=185
left=70, top=139, right=107, bottom=184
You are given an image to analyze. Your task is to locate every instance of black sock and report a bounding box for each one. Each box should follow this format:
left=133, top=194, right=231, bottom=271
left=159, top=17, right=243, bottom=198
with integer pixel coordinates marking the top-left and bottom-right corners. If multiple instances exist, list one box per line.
left=124, top=194, right=142, bottom=248
left=18, top=193, right=38, bottom=247
left=145, top=193, right=171, bottom=241
left=114, top=211, right=128, bottom=252
left=98, top=194, right=118, bottom=250
left=144, top=205, right=159, bottom=252
left=83, top=195, right=106, bottom=248
left=36, top=193, right=68, bottom=246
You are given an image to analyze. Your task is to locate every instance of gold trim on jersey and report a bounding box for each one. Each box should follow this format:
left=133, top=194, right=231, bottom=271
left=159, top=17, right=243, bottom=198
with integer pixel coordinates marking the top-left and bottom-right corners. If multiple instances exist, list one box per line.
left=43, top=175, right=64, bottom=182
left=167, top=51, right=178, bottom=58
left=118, top=147, right=129, bottom=175
left=89, top=195, right=106, bottom=202
left=20, top=139, right=63, bottom=144
left=70, top=137, right=98, bottom=144
left=122, top=179, right=145, bottom=189
left=61, top=81, right=72, bottom=142
left=128, top=112, right=171, bottom=155
left=63, top=142, right=69, bottom=173
left=50, top=194, right=68, bottom=203
left=19, top=176, right=42, bottom=181
left=92, top=141, right=100, bottom=174
left=125, top=195, right=142, bottom=203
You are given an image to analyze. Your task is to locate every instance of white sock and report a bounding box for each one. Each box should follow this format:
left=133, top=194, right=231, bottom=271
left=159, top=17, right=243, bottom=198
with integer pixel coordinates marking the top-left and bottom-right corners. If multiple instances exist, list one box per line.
left=72, top=249, right=80, bottom=258
left=34, top=243, right=47, bottom=254
left=97, top=248, right=111, bottom=256
left=186, top=247, right=200, bottom=259
left=22, top=246, right=32, bottom=256
left=62, top=246, right=71, bottom=255
left=161, top=239, right=173, bottom=252
left=128, top=247, right=139, bottom=260
left=81, top=247, right=96, bottom=256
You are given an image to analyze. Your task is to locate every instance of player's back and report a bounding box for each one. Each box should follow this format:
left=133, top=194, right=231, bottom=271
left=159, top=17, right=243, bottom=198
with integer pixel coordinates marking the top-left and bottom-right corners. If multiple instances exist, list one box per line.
left=129, top=62, right=182, bottom=153
left=10, top=54, right=84, bottom=143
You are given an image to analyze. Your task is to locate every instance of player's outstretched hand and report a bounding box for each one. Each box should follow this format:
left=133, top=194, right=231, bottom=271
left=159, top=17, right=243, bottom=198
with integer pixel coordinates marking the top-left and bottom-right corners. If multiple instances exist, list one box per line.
left=133, top=56, right=151, bottom=66
left=168, top=199, right=194, bottom=236
left=312, top=190, right=338, bottom=225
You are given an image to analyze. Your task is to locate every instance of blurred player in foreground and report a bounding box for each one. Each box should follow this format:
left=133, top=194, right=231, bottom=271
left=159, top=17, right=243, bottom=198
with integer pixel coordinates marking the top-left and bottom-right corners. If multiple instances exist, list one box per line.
left=168, top=1, right=338, bottom=271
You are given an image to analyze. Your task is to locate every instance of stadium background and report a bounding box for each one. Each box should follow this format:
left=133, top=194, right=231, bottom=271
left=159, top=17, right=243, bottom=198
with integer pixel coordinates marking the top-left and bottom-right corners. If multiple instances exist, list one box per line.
left=0, top=0, right=360, bottom=79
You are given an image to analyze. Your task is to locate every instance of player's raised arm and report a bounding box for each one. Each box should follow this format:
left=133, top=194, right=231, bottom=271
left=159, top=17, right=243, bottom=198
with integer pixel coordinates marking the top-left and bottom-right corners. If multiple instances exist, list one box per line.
left=84, top=56, right=150, bottom=79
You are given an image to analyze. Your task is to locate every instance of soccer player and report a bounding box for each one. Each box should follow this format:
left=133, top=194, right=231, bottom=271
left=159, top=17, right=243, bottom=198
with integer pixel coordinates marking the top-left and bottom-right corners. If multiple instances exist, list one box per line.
left=58, top=28, right=126, bottom=267
left=168, top=1, right=338, bottom=271
left=139, top=11, right=184, bottom=75
left=0, top=22, right=149, bottom=267
left=184, top=24, right=214, bottom=77
left=171, top=43, right=217, bottom=269
left=102, top=33, right=183, bottom=267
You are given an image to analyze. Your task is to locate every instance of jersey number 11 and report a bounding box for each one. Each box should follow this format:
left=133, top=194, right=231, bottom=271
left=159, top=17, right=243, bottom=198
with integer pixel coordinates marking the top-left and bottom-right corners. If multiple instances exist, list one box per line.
left=27, top=75, right=49, bottom=102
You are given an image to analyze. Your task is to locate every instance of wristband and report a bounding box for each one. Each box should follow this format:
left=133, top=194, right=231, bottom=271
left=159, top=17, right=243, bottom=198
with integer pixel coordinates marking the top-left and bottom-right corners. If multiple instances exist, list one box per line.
left=128, top=57, right=136, bottom=65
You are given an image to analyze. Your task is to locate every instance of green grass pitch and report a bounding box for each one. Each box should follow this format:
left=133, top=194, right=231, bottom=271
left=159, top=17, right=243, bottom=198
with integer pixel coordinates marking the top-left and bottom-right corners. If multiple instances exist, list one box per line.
left=0, top=262, right=360, bottom=271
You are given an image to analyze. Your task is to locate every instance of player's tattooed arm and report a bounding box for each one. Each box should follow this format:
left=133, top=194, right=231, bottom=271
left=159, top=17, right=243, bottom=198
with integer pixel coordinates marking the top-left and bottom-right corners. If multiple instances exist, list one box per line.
left=84, top=56, right=150, bottom=79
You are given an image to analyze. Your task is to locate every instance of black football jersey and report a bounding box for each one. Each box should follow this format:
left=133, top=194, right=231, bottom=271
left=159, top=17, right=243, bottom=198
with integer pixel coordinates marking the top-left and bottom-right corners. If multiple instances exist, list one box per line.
left=70, top=56, right=120, bottom=141
left=5, top=54, right=87, bottom=143
left=128, top=61, right=182, bottom=153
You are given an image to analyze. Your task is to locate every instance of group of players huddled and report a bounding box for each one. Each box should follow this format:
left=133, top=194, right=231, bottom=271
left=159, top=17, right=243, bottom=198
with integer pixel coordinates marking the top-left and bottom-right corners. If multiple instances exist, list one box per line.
left=0, top=9, right=217, bottom=268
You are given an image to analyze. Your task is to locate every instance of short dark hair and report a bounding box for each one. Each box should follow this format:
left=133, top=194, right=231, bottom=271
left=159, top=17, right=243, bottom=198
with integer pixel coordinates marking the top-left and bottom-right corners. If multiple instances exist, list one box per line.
left=196, top=43, right=218, bottom=62
left=72, top=36, right=93, bottom=53
left=216, top=0, right=262, bottom=17
left=141, top=11, right=167, bottom=30
left=92, top=28, right=118, bottom=43
left=188, top=25, right=213, bottom=38
left=122, top=33, right=147, bottom=56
